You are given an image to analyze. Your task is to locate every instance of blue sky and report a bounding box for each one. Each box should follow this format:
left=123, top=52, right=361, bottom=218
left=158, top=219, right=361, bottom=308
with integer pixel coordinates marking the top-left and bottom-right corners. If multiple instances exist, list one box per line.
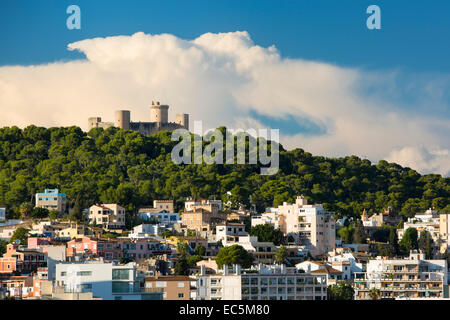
left=1, top=0, right=450, bottom=72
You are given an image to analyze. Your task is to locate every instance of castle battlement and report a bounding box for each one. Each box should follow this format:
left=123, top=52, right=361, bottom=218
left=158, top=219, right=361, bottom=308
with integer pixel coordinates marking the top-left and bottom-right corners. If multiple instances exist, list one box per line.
left=88, top=101, right=189, bottom=136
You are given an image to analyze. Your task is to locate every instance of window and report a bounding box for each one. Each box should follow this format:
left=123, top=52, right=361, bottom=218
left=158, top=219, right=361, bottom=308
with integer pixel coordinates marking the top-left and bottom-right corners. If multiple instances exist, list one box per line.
left=156, top=281, right=167, bottom=288
left=177, top=282, right=185, bottom=288
left=77, top=271, right=92, bottom=276
left=178, top=293, right=184, bottom=298
left=114, top=296, right=122, bottom=300
left=80, top=283, right=92, bottom=291
left=61, top=272, right=67, bottom=276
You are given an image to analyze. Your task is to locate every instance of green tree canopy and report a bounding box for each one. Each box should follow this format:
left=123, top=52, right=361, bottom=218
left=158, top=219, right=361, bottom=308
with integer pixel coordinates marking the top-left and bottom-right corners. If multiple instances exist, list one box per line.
left=0, top=125, right=447, bottom=224
left=174, top=255, right=190, bottom=275
left=215, top=244, right=254, bottom=269
left=400, top=228, right=419, bottom=253
left=328, top=282, right=354, bottom=300
left=249, top=224, right=284, bottom=245
left=274, top=246, right=288, bottom=264
left=9, top=227, right=29, bottom=245
left=194, top=244, right=206, bottom=256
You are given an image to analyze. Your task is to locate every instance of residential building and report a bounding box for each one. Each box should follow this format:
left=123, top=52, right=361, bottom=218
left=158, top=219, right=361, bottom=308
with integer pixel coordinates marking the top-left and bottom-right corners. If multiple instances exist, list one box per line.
left=0, top=257, right=17, bottom=274
left=439, top=213, right=450, bottom=254
left=0, top=243, right=46, bottom=273
left=145, top=275, right=196, bottom=300
left=139, top=212, right=180, bottom=224
left=139, top=200, right=174, bottom=214
left=398, top=210, right=441, bottom=256
left=353, top=250, right=448, bottom=299
left=66, top=237, right=122, bottom=261
left=362, top=207, right=400, bottom=227
left=0, top=207, right=5, bottom=221
left=55, top=260, right=163, bottom=300
left=129, top=224, right=165, bottom=238
left=0, top=226, right=18, bottom=241
left=215, top=222, right=247, bottom=243
left=185, top=198, right=223, bottom=212
left=121, top=239, right=171, bottom=260
left=35, top=189, right=66, bottom=214
left=87, top=204, right=126, bottom=229
left=215, top=222, right=276, bottom=263
left=195, top=264, right=327, bottom=300
left=181, top=208, right=227, bottom=234
left=251, top=211, right=283, bottom=230
left=55, top=223, right=102, bottom=240
left=0, top=275, right=34, bottom=299
left=327, top=250, right=366, bottom=276
left=227, top=210, right=250, bottom=223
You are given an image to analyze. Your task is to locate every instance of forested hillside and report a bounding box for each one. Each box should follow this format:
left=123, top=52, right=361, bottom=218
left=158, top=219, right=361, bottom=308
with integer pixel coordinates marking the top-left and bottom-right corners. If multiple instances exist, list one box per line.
left=0, top=125, right=448, bottom=222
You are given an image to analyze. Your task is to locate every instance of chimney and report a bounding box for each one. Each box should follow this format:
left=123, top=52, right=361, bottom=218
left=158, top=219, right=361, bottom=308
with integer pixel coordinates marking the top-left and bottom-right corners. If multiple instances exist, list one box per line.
left=223, top=264, right=229, bottom=275
left=235, top=264, right=241, bottom=275
left=200, top=265, right=206, bottom=276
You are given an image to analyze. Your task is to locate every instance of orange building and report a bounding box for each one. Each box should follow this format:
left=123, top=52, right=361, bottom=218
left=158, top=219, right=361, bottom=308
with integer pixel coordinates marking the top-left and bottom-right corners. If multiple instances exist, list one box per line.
left=145, top=275, right=196, bottom=300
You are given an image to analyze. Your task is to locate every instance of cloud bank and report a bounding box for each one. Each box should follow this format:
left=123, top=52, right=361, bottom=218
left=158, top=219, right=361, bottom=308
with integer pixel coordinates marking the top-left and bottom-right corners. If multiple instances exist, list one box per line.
left=0, top=31, right=449, bottom=176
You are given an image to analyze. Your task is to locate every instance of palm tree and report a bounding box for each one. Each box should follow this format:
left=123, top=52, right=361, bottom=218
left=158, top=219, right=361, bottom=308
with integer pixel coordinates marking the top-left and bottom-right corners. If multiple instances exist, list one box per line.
left=368, top=288, right=381, bottom=300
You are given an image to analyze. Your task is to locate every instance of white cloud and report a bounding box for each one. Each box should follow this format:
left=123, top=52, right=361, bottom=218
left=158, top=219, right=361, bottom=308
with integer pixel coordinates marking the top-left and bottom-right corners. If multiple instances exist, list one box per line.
left=386, top=146, right=450, bottom=177
left=0, top=31, right=449, bottom=176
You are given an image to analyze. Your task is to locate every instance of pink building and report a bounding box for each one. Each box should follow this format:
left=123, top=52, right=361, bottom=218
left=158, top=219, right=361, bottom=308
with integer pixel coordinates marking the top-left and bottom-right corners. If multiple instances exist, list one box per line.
left=27, top=237, right=52, bottom=251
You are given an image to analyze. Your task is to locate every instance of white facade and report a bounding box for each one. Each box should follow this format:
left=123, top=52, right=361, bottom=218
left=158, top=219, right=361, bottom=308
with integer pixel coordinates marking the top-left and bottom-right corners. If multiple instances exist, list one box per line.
left=129, top=224, right=165, bottom=238
left=353, top=251, right=448, bottom=300
left=327, top=252, right=364, bottom=274
left=87, top=204, right=126, bottom=229
left=195, top=264, right=327, bottom=300
left=139, top=212, right=180, bottom=224
left=185, top=199, right=222, bottom=212
left=274, top=195, right=336, bottom=255
left=55, top=261, right=162, bottom=300
left=251, top=212, right=282, bottom=230
left=35, top=189, right=66, bottom=214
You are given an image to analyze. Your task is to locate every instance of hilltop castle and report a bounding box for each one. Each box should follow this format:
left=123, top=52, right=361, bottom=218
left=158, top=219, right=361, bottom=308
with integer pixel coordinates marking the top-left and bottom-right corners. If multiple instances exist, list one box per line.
left=88, top=101, right=189, bottom=136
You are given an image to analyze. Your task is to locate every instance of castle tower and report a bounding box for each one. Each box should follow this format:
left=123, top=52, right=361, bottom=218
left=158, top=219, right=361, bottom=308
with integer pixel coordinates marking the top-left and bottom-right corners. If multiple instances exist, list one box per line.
left=115, top=110, right=131, bottom=130
left=88, top=117, right=102, bottom=131
left=150, top=101, right=169, bottom=125
left=175, top=113, right=189, bottom=130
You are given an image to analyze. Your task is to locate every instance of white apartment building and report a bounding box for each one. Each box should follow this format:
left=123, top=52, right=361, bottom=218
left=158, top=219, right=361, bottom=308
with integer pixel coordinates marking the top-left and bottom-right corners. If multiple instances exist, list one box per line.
left=129, top=224, right=166, bottom=239
left=139, top=200, right=174, bottom=214
left=251, top=210, right=282, bottom=230
left=215, top=222, right=277, bottom=263
left=87, top=204, right=126, bottom=229
left=398, top=210, right=441, bottom=242
left=35, top=189, right=67, bottom=214
left=55, top=260, right=163, bottom=300
left=353, top=251, right=448, bottom=300
left=264, top=195, right=335, bottom=256
left=195, top=264, right=327, bottom=300
left=215, top=222, right=248, bottom=244
left=327, top=251, right=365, bottom=275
